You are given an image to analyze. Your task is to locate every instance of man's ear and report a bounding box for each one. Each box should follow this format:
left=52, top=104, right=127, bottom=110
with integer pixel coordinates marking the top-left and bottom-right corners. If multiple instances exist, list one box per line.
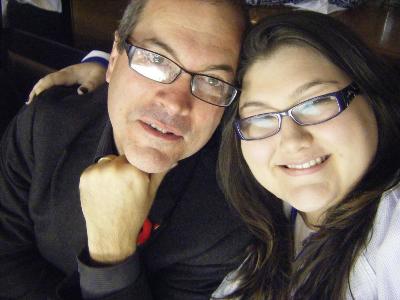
left=106, top=32, right=121, bottom=83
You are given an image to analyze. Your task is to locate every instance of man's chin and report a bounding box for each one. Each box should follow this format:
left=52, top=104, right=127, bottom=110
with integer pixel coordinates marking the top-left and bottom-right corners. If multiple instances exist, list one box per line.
left=124, top=149, right=177, bottom=174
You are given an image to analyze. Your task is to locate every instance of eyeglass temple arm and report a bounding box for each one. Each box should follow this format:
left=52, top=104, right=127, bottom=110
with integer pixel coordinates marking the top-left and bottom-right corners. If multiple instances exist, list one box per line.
left=339, top=83, right=360, bottom=110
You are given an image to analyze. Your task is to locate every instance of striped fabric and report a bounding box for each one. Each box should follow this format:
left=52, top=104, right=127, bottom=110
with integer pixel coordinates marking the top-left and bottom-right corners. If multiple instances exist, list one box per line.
left=246, top=0, right=365, bottom=8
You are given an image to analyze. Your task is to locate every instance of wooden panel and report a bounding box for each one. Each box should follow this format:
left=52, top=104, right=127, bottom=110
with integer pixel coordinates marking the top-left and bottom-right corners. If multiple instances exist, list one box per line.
left=249, top=4, right=400, bottom=63
left=70, top=2, right=400, bottom=64
left=70, top=0, right=127, bottom=51
left=334, top=5, right=400, bottom=61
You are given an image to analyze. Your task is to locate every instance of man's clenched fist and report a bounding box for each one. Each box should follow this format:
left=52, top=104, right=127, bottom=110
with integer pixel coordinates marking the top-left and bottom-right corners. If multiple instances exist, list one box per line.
left=79, top=155, right=168, bottom=264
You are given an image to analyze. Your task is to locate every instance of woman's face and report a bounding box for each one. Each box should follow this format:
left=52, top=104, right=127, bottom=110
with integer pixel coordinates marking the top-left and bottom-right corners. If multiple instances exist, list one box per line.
left=239, top=45, right=378, bottom=224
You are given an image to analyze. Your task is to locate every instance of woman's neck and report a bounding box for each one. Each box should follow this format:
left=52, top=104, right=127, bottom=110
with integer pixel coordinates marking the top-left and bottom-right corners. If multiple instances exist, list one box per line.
left=301, top=210, right=324, bottom=229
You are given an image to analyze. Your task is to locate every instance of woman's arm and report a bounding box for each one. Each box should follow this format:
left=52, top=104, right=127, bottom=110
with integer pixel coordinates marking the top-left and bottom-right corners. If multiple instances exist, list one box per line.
left=27, top=51, right=109, bottom=103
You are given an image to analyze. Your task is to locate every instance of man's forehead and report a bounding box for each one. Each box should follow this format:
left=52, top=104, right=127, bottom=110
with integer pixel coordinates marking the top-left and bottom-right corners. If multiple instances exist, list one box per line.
left=135, top=0, right=244, bottom=44
left=131, top=0, right=244, bottom=73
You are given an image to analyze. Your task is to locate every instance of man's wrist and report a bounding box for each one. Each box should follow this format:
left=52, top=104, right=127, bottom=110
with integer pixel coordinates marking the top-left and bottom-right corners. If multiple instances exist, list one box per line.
left=78, top=247, right=141, bottom=299
left=87, top=234, right=137, bottom=264
left=87, top=244, right=137, bottom=264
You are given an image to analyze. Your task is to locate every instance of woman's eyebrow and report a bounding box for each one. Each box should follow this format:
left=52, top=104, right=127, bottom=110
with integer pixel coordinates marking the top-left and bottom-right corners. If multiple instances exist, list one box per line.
left=239, top=100, right=270, bottom=114
left=238, top=80, right=340, bottom=114
left=290, top=80, right=339, bottom=99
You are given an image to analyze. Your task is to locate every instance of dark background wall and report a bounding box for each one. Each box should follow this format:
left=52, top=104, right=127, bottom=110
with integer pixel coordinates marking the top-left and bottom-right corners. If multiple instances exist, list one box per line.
left=0, top=0, right=128, bottom=134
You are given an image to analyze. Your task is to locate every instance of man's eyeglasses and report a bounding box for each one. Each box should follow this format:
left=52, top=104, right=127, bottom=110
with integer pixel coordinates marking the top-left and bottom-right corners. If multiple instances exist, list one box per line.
left=235, top=83, right=360, bottom=141
left=123, top=40, right=239, bottom=107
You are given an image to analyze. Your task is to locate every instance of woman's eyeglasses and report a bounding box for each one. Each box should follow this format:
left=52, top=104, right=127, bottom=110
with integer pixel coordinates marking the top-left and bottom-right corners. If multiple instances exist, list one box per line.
left=235, top=83, right=360, bottom=141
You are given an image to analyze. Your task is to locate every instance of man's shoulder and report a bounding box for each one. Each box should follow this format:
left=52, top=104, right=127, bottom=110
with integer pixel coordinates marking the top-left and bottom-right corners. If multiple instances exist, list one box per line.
left=25, top=84, right=108, bottom=142
left=2, top=85, right=109, bottom=163
left=33, top=84, right=108, bottom=125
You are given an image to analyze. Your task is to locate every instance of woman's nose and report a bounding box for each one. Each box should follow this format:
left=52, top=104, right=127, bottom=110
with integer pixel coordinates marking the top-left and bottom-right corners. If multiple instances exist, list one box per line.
left=278, top=117, right=313, bottom=153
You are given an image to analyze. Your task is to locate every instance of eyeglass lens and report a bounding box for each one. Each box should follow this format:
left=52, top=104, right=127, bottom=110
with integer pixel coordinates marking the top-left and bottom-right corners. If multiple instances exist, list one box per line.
left=238, top=94, right=344, bottom=140
left=127, top=43, right=236, bottom=107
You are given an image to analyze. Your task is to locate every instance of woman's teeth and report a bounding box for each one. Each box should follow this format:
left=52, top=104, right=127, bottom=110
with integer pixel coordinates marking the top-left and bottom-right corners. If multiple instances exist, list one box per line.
left=286, top=156, right=328, bottom=169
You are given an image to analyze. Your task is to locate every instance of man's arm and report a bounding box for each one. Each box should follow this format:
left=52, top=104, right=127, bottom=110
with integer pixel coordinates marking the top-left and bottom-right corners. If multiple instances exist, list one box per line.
left=62, top=219, right=250, bottom=300
left=70, top=154, right=168, bottom=299
left=59, top=132, right=251, bottom=300
left=0, top=88, right=154, bottom=300
left=0, top=105, right=65, bottom=298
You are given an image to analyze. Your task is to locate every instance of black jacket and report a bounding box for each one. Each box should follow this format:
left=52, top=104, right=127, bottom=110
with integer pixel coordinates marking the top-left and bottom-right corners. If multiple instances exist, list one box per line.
left=0, top=85, right=251, bottom=299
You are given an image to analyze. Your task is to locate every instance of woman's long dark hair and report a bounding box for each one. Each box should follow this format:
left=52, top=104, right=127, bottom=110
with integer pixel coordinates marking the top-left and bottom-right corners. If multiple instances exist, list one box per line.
left=217, top=11, right=400, bottom=299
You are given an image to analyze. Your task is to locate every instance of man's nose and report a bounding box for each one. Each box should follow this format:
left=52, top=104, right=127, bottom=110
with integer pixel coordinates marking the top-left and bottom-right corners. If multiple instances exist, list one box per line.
left=154, top=73, right=193, bottom=115
left=278, top=117, right=313, bottom=153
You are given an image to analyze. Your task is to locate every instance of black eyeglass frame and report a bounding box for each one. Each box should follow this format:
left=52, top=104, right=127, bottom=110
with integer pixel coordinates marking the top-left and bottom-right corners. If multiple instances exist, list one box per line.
left=234, top=82, right=361, bottom=141
left=122, top=40, right=239, bottom=107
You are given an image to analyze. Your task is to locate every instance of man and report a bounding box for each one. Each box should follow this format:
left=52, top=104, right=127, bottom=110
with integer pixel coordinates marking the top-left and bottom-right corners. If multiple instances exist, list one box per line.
left=0, top=0, right=251, bottom=299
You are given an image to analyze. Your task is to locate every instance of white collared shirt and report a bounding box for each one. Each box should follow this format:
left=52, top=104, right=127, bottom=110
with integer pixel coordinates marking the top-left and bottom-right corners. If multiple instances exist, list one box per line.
left=2, top=0, right=62, bottom=14
left=212, top=183, right=400, bottom=299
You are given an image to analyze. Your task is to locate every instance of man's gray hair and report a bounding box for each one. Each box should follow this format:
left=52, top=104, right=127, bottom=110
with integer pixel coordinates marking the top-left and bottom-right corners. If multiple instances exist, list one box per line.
left=116, top=0, right=148, bottom=51
left=116, top=0, right=249, bottom=52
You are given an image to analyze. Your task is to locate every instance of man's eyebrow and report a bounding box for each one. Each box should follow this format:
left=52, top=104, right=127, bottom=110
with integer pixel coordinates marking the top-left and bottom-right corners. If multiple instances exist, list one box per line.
left=239, top=80, right=340, bottom=114
left=141, top=38, right=178, bottom=60
left=205, top=64, right=234, bottom=74
left=140, top=38, right=235, bottom=75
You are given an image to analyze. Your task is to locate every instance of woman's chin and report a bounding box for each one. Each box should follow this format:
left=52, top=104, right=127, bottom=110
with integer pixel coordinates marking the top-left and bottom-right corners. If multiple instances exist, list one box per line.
left=284, top=185, right=338, bottom=217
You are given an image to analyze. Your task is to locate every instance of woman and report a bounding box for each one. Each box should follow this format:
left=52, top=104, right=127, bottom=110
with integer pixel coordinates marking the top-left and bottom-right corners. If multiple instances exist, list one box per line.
left=215, top=11, right=400, bottom=300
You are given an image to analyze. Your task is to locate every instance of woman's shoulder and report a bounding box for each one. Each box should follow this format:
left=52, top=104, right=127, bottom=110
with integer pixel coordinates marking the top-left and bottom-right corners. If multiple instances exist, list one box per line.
left=365, top=181, right=400, bottom=253
left=354, top=181, right=400, bottom=263
left=348, top=181, right=400, bottom=298
left=375, top=181, right=400, bottom=235
left=368, top=181, right=400, bottom=297
left=381, top=180, right=400, bottom=199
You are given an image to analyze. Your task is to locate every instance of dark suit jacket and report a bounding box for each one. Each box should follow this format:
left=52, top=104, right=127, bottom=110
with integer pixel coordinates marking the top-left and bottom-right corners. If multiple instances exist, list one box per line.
left=0, top=85, right=251, bottom=299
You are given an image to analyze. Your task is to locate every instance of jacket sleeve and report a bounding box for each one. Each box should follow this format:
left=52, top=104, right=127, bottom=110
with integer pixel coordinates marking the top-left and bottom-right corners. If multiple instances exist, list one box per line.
left=0, top=105, right=65, bottom=299
left=149, top=229, right=249, bottom=300
left=57, top=266, right=153, bottom=300
left=56, top=226, right=248, bottom=300
left=76, top=249, right=149, bottom=299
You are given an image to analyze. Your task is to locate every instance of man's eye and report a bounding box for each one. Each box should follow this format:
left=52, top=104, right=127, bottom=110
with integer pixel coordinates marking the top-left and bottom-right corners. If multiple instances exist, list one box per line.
left=150, top=54, right=165, bottom=64
left=206, top=77, right=221, bottom=87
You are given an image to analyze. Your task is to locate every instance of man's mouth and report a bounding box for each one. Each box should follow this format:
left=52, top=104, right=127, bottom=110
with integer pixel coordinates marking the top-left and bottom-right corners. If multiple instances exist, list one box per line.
left=149, top=123, right=170, bottom=134
left=284, top=155, right=329, bottom=170
left=140, top=120, right=182, bottom=141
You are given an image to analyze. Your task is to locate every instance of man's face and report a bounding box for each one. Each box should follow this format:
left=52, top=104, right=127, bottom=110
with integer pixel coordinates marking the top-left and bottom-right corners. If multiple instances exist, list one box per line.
left=106, top=0, right=244, bottom=173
